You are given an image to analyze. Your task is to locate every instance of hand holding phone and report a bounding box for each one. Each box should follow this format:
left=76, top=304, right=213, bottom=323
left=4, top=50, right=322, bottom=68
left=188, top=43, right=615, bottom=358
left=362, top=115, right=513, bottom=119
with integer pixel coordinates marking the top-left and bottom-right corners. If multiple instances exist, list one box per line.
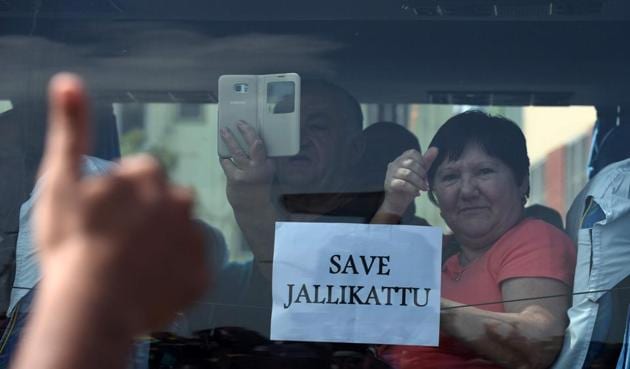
left=219, top=120, right=275, bottom=189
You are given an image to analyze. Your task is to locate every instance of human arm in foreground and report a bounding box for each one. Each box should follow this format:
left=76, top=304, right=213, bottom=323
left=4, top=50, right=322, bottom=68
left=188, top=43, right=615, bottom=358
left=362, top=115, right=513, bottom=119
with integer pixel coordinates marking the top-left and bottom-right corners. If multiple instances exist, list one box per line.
left=11, top=73, right=209, bottom=369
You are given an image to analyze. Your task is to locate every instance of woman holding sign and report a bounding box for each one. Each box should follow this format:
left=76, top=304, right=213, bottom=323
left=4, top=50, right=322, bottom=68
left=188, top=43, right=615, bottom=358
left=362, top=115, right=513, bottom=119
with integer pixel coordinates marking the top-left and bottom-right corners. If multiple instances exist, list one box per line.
left=372, top=111, right=576, bottom=369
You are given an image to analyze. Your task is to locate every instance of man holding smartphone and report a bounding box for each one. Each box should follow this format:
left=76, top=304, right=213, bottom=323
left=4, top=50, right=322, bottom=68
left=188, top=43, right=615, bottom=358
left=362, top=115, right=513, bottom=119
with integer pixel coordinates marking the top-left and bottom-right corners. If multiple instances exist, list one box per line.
left=219, top=79, right=365, bottom=279
left=210, top=80, right=368, bottom=337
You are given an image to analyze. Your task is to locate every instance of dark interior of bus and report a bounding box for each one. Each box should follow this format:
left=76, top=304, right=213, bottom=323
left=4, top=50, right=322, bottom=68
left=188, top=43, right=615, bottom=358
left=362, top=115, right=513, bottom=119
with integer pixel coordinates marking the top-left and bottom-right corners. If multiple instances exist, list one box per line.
left=1, top=0, right=630, bottom=105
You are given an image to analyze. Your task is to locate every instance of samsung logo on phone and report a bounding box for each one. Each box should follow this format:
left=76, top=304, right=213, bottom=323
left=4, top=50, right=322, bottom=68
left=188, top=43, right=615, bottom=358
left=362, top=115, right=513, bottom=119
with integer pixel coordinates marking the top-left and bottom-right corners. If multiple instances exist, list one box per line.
left=229, top=101, right=247, bottom=105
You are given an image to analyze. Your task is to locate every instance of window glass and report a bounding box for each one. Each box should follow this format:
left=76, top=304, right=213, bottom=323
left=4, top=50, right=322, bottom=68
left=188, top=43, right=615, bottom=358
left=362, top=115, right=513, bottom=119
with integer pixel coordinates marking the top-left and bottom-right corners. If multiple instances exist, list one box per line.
left=113, top=102, right=596, bottom=245
left=1, top=5, right=629, bottom=369
left=0, top=101, right=11, bottom=114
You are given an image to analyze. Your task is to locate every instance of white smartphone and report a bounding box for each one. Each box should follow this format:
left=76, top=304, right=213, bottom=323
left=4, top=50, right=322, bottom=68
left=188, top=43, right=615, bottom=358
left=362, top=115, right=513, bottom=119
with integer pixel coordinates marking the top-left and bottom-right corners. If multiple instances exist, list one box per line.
left=218, top=73, right=301, bottom=158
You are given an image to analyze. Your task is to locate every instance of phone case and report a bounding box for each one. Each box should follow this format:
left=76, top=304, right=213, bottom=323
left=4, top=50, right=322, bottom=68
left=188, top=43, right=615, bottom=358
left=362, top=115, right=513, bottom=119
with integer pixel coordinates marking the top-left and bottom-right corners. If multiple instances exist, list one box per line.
left=217, top=75, right=259, bottom=158
left=218, top=73, right=300, bottom=158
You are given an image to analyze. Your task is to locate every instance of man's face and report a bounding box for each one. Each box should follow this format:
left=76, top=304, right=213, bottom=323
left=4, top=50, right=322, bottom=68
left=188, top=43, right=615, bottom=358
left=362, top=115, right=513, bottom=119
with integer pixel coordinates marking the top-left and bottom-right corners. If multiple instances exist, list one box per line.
left=274, top=91, right=352, bottom=192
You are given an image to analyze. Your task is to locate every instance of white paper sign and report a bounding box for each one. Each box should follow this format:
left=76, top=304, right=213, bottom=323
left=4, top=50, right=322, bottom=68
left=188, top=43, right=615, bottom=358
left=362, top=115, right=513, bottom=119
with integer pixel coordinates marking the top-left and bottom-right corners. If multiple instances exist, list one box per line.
left=271, top=222, right=442, bottom=346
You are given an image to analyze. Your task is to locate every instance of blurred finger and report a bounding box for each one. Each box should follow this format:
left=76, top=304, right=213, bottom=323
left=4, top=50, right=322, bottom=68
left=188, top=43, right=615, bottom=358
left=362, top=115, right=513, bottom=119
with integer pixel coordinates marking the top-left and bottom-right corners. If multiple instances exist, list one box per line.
left=390, top=178, right=421, bottom=196
left=398, top=158, right=424, bottom=178
left=220, top=128, right=249, bottom=167
left=114, top=154, right=168, bottom=199
left=417, top=147, right=439, bottom=189
left=40, top=73, right=90, bottom=187
left=219, top=158, right=242, bottom=180
left=394, top=167, right=425, bottom=191
left=421, top=147, right=439, bottom=172
left=169, top=186, right=195, bottom=214
left=116, top=154, right=167, bottom=180
left=236, top=121, right=260, bottom=148
left=401, top=149, right=422, bottom=162
left=249, top=139, right=269, bottom=166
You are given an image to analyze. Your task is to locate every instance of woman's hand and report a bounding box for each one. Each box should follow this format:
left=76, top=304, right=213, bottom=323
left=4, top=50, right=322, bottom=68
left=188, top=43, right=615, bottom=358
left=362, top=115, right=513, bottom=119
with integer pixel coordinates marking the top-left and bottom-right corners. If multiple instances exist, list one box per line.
left=380, top=147, right=439, bottom=216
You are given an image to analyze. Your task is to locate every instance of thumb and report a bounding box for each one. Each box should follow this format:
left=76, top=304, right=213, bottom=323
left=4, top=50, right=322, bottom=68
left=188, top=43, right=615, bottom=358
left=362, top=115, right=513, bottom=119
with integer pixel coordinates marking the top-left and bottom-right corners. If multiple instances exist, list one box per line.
left=39, top=73, right=90, bottom=187
left=422, top=147, right=439, bottom=171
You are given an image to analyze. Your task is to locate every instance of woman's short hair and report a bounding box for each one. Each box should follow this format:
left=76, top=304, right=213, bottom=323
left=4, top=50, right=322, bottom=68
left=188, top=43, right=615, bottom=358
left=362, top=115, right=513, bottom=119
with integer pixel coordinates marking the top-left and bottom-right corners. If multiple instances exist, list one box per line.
left=427, top=110, right=530, bottom=202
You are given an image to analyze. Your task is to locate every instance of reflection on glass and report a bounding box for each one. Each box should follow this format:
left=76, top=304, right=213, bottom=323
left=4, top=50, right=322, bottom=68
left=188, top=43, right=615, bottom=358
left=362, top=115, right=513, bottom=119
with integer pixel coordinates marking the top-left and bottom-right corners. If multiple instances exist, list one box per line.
left=267, top=81, right=295, bottom=114
left=110, top=102, right=596, bottom=261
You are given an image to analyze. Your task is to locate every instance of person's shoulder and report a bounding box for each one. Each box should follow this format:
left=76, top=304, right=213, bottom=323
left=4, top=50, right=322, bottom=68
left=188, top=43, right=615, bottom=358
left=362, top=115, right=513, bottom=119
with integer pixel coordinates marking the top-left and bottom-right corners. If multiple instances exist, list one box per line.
left=489, top=218, right=577, bottom=286
left=492, top=218, right=575, bottom=257
left=511, top=218, right=570, bottom=243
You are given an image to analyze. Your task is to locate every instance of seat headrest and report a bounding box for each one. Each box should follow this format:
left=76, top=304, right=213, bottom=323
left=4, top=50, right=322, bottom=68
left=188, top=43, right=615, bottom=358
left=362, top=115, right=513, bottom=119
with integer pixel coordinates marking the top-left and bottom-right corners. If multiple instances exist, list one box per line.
left=592, top=123, right=630, bottom=176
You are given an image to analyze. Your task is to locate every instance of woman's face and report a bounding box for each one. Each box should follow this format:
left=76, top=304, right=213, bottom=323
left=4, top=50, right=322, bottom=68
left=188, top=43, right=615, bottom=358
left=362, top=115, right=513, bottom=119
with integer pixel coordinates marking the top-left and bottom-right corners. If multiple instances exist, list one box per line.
left=432, top=144, right=527, bottom=249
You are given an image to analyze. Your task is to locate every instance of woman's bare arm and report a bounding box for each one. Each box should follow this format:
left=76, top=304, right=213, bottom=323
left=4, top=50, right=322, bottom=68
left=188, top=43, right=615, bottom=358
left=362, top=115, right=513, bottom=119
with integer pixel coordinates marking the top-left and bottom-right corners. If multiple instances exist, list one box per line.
left=441, top=277, right=570, bottom=369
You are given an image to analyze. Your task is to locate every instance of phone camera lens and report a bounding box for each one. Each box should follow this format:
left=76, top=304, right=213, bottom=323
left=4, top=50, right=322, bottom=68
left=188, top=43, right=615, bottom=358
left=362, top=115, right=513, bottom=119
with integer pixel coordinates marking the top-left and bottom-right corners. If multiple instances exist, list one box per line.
left=234, top=83, right=248, bottom=93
